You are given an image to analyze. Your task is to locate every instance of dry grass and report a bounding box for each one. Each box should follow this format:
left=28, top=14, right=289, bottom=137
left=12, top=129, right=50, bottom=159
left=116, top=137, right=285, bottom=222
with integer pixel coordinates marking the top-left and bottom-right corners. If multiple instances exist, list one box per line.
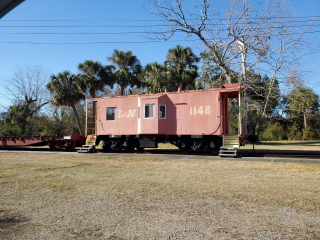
left=0, top=153, right=319, bottom=239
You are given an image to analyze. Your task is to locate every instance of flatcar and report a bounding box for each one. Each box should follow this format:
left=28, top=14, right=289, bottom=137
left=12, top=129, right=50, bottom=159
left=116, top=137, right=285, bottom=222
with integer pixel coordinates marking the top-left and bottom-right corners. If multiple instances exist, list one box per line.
left=0, top=135, right=86, bottom=150
left=82, top=84, right=247, bottom=155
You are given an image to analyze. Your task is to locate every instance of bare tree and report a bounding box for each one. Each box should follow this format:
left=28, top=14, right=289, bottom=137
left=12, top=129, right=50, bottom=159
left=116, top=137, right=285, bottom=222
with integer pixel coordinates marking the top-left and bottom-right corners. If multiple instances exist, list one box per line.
left=3, top=63, right=50, bottom=107
left=0, top=64, right=50, bottom=135
left=147, top=0, right=319, bottom=135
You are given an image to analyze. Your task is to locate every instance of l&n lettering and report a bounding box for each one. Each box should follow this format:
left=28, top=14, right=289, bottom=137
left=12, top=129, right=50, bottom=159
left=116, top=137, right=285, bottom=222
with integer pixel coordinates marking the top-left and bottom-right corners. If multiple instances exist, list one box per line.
left=117, top=109, right=136, bottom=118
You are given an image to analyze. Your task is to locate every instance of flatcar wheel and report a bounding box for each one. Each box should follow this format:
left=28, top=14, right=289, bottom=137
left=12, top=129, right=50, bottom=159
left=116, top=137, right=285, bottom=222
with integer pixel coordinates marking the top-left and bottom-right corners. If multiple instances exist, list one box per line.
left=49, top=142, right=57, bottom=151
left=66, top=146, right=75, bottom=151
left=178, top=140, right=191, bottom=153
left=66, top=142, right=76, bottom=151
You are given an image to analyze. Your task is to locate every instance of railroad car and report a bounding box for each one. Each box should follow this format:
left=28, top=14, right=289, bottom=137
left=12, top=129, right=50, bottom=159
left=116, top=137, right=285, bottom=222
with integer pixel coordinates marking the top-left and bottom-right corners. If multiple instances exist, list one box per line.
left=84, top=84, right=247, bottom=154
left=0, top=135, right=86, bottom=150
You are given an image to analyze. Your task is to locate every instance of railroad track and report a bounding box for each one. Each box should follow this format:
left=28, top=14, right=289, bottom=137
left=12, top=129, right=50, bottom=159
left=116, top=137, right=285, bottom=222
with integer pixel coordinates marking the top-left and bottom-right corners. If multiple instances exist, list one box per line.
left=242, top=153, right=320, bottom=159
left=1, top=147, right=320, bottom=161
left=98, top=148, right=320, bottom=160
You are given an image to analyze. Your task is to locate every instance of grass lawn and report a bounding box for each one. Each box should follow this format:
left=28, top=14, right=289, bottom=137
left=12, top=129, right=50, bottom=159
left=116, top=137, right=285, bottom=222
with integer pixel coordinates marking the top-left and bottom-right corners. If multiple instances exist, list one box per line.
left=0, top=153, right=319, bottom=239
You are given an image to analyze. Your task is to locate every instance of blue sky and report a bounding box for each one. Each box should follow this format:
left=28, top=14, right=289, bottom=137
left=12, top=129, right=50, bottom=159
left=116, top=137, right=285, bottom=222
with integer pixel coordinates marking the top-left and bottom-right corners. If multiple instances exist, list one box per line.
left=0, top=0, right=320, bottom=108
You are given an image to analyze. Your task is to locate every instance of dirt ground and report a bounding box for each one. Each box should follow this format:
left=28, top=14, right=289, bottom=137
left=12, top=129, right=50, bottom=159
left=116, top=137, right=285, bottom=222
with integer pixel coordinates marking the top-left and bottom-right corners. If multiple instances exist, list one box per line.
left=0, top=153, right=319, bottom=239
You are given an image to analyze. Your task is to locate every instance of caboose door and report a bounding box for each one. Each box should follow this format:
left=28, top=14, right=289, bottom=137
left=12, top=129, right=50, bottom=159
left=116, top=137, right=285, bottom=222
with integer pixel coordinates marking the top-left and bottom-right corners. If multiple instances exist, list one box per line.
left=138, top=97, right=158, bottom=134
left=175, top=103, right=187, bottom=134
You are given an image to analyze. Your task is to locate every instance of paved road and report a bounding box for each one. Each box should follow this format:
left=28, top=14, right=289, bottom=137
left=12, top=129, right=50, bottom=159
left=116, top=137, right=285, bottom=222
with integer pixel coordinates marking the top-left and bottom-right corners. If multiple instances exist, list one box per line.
left=1, top=150, right=320, bottom=164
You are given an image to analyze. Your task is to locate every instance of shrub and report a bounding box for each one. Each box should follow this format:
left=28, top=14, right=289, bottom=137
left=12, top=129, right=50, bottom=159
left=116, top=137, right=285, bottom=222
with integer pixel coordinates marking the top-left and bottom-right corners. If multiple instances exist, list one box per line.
left=260, top=122, right=286, bottom=141
left=303, top=127, right=319, bottom=140
left=287, top=125, right=303, bottom=140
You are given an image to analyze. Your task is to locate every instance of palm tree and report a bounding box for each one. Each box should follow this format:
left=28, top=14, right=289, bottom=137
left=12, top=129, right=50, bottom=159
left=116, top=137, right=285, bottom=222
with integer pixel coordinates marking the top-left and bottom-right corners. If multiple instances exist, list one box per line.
left=107, top=50, right=142, bottom=95
left=288, top=87, right=319, bottom=139
left=77, top=60, right=114, bottom=98
left=144, top=62, right=174, bottom=93
left=46, top=71, right=85, bottom=134
left=165, top=45, right=199, bottom=90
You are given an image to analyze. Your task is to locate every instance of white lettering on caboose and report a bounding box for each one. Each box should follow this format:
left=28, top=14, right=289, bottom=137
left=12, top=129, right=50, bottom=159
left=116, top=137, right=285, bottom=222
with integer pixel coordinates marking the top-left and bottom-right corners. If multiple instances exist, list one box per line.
left=117, top=109, right=136, bottom=118
left=190, top=106, right=211, bottom=115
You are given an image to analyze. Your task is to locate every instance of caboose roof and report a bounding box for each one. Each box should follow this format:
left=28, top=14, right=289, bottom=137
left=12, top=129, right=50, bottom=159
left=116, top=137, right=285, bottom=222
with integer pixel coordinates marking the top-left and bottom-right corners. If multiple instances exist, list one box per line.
left=86, top=83, right=242, bottom=102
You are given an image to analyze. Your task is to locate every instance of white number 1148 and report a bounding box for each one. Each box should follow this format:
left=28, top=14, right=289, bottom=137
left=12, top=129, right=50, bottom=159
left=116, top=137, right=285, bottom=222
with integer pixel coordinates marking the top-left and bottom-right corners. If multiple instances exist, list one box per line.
left=190, top=106, right=211, bottom=115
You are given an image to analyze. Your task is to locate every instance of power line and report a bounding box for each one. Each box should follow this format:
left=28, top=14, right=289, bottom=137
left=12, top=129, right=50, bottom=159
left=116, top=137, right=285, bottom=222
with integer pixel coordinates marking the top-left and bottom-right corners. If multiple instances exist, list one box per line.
left=0, top=26, right=319, bottom=36
left=0, top=17, right=319, bottom=45
left=0, top=22, right=317, bottom=28
left=0, top=29, right=319, bottom=36
left=0, top=19, right=164, bottom=22
left=0, top=25, right=164, bottom=28
left=0, top=39, right=200, bottom=44
left=0, top=32, right=155, bottom=35
left=0, top=21, right=318, bottom=35
left=0, top=15, right=318, bottom=22
left=0, top=16, right=318, bottom=28
left=1, top=30, right=319, bottom=45
left=1, top=22, right=319, bottom=35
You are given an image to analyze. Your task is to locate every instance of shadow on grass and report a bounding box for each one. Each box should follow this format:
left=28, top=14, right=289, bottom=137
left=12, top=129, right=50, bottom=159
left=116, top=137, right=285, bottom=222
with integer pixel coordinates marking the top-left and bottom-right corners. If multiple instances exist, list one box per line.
left=239, top=141, right=320, bottom=158
left=257, top=141, right=320, bottom=147
left=0, top=210, right=29, bottom=229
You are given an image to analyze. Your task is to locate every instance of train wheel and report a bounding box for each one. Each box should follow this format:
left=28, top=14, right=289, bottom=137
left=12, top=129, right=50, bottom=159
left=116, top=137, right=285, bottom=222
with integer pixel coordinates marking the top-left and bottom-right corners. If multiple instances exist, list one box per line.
left=110, top=144, right=117, bottom=151
left=178, top=140, right=191, bottom=153
left=102, top=141, right=111, bottom=152
left=208, top=138, right=220, bottom=153
left=66, top=142, right=76, bottom=151
left=135, top=141, right=144, bottom=151
left=124, top=140, right=134, bottom=152
left=66, top=146, right=75, bottom=151
left=49, top=142, right=57, bottom=151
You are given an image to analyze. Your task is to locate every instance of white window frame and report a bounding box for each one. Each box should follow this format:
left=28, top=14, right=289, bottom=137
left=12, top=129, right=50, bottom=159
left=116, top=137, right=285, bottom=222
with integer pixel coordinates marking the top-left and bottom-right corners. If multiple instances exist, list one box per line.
left=144, top=104, right=155, bottom=119
left=159, top=104, right=166, bottom=119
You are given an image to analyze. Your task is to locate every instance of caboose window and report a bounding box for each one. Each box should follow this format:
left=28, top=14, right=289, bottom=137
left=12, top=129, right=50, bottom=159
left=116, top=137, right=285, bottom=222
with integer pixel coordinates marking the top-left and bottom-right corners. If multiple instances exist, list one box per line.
left=106, top=108, right=115, bottom=120
left=144, top=104, right=154, bottom=119
left=159, top=105, right=166, bottom=119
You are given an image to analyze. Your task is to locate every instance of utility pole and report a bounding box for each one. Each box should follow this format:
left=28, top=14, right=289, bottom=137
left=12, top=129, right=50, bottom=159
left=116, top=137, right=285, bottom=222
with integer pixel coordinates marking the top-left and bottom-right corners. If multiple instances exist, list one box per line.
left=238, top=40, right=246, bottom=136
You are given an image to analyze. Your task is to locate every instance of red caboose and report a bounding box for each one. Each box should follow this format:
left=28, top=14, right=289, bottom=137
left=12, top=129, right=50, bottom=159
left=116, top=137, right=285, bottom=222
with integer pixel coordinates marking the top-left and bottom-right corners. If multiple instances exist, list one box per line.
left=84, top=84, right=246, bottom=154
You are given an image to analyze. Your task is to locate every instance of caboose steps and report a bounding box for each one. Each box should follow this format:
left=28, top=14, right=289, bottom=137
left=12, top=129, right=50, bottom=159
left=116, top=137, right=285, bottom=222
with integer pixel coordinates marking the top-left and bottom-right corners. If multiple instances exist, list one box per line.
left=78, top=135, right=97, bottom=153
left=78, top=145, right=96, bottom=153
left=219, top=135, right=239, bottom=157
left=219, top=148, right=238, bottom=157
